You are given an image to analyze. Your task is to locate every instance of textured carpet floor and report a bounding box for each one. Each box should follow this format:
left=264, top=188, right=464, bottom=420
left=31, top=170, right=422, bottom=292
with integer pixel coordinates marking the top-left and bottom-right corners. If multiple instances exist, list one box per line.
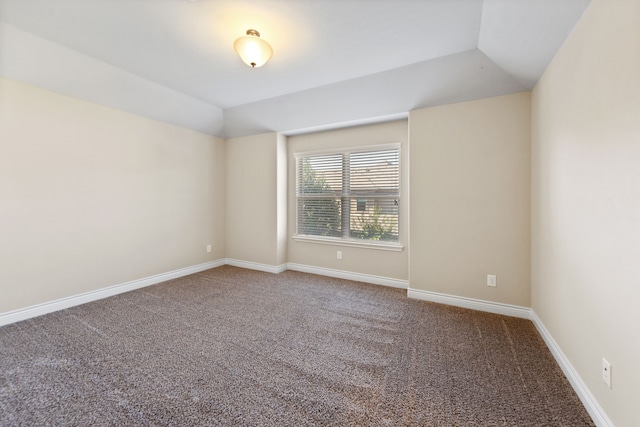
left=1, top=266, right=593, bottom=426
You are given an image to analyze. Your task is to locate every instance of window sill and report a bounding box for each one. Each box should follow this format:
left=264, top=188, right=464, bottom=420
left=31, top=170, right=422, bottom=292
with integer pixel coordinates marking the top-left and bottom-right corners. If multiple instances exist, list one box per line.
left=293, top=235, right=404, bottom=252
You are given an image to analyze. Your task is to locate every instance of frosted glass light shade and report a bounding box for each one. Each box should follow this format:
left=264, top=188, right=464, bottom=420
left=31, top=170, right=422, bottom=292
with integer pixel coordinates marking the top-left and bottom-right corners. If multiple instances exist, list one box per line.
left=233, top=29, right=273, bottom=68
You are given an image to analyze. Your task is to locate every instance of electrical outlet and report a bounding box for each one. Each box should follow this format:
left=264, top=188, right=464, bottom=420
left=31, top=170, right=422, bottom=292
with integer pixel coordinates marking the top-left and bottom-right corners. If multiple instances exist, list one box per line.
left=337, top=251, right=342, bottom=260
left=206, top=244, right=212, bottom=253
left=487, top=274, right=497, bottom=287
left=602, top=358, right=611, bottom=388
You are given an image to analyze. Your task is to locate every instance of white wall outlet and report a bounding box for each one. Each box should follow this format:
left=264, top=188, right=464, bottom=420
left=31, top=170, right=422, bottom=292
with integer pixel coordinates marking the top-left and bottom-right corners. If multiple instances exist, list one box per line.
left=337, top=251, right=342, bottom=260
left=602, top=358, right=612, bottom=388
left=206, top=244, right=212, bottom=253
left=487, top=274, right=497, bottom=287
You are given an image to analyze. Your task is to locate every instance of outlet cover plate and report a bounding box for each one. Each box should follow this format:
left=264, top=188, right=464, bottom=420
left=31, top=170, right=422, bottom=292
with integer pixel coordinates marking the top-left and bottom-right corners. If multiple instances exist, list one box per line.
left=487, top=274, right=497, bottom=287
left=602, top=358, right=611, bottom=388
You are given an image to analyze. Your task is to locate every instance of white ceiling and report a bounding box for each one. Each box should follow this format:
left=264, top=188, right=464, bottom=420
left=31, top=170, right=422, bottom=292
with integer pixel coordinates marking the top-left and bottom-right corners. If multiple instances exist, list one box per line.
left=0, top=0, right=591, bottom=138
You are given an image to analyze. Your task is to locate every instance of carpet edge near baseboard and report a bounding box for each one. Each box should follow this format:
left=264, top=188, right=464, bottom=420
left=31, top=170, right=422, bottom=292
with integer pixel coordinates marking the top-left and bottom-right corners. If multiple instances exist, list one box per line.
left=406, top=288, right=531, bottom=319
left=530, top=310, right=613, bottom=427
left=0, top=259, right=613, bottom=427
left=0, top=259, right=225, bottom=327
left=407, top=288, right=612, bottom=427
left=286, top=262, right=409, bottom=289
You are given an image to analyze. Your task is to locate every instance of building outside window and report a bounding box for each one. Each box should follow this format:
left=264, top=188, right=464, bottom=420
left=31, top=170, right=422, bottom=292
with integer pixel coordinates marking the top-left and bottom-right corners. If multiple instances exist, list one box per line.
left=295, top=145, right=400, bottom=244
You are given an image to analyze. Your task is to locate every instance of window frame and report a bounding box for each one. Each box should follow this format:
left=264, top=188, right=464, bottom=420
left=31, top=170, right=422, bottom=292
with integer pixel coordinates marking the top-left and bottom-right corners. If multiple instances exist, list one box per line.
left=294, top=143, right=403, bottom=252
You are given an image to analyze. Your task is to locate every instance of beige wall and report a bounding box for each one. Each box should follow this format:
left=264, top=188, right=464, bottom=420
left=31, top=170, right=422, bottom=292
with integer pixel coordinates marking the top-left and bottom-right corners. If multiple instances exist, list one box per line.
left=287, top=121, right=409, bottom=280
left=225, top=132, right=287, bottom=267
left=531, top=0, right=640, bottom=425
left=0, top=77, right=225, bottom=313
left=409, top=93, right=531, bottom=307
left=276, top=133, right=288, bottom=266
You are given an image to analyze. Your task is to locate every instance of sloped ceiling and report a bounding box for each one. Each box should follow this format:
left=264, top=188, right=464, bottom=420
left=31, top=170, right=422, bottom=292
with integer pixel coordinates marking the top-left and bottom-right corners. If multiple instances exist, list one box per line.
left=0, top=0, right=590, bottom=138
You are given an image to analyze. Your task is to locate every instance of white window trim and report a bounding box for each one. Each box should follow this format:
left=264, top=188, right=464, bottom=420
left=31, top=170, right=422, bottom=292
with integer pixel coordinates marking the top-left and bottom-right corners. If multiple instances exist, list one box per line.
left=293, top=143, right=401, bottom=159
left=294, top=143, right=402, bottom=250
left=293, top=234, right=404, bottom=252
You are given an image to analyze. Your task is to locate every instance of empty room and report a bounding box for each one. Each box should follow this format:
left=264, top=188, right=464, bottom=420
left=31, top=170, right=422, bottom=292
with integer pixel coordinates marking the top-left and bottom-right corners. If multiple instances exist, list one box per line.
left=1, top=0, right=638, bottom=425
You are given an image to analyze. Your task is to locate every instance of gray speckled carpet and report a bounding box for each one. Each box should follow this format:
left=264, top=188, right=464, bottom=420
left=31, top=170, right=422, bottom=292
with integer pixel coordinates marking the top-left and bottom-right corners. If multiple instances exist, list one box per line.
left=1, top=266, right=593, bottom=426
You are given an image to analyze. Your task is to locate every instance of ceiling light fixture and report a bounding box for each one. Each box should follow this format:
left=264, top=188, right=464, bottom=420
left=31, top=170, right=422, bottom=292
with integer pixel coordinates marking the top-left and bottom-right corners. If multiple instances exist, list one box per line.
left=233, top=29, right=273, bottom=68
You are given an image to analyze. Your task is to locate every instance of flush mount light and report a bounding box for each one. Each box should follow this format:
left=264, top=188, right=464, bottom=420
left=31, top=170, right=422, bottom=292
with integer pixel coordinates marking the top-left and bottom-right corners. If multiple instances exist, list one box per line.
left=233, top=29, right=273, bottom=68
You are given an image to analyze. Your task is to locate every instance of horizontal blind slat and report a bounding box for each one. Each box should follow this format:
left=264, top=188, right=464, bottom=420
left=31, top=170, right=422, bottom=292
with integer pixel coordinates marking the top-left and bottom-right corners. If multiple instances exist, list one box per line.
left=297, top=146, right=399, bottom=242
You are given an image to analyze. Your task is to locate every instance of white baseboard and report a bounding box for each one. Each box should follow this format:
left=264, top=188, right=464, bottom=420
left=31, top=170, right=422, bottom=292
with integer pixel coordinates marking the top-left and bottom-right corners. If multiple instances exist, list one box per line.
left=405, top=288, right=610, bottom=427
left=225, top=258, right=287, bottom=274
left=286, top=263, right=409, bottom=289
left=407, top=288, right=531, bottom=319
left=530, top=310, right=613, bottom=427
left=0, top=259, right=225, bottom=327
left=1, top=259, right=396, bottom=326
left=0, top=258, right=612, bottom=426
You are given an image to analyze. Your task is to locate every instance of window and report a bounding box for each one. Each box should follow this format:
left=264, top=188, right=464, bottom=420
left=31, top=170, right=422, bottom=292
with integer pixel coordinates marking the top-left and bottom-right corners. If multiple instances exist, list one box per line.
left=295, top=145, right=400, bottom=246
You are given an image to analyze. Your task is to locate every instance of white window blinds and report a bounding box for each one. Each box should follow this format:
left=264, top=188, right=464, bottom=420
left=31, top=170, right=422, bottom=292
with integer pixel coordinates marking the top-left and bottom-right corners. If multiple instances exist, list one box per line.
left=296, top=146, right=400, bottom=242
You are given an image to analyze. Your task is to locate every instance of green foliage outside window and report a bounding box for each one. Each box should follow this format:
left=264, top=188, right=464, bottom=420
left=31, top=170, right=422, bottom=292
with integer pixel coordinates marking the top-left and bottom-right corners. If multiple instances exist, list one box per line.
left=298, top=159, right=341, bottom=237
left=353, top=204, right=396, bottom=241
